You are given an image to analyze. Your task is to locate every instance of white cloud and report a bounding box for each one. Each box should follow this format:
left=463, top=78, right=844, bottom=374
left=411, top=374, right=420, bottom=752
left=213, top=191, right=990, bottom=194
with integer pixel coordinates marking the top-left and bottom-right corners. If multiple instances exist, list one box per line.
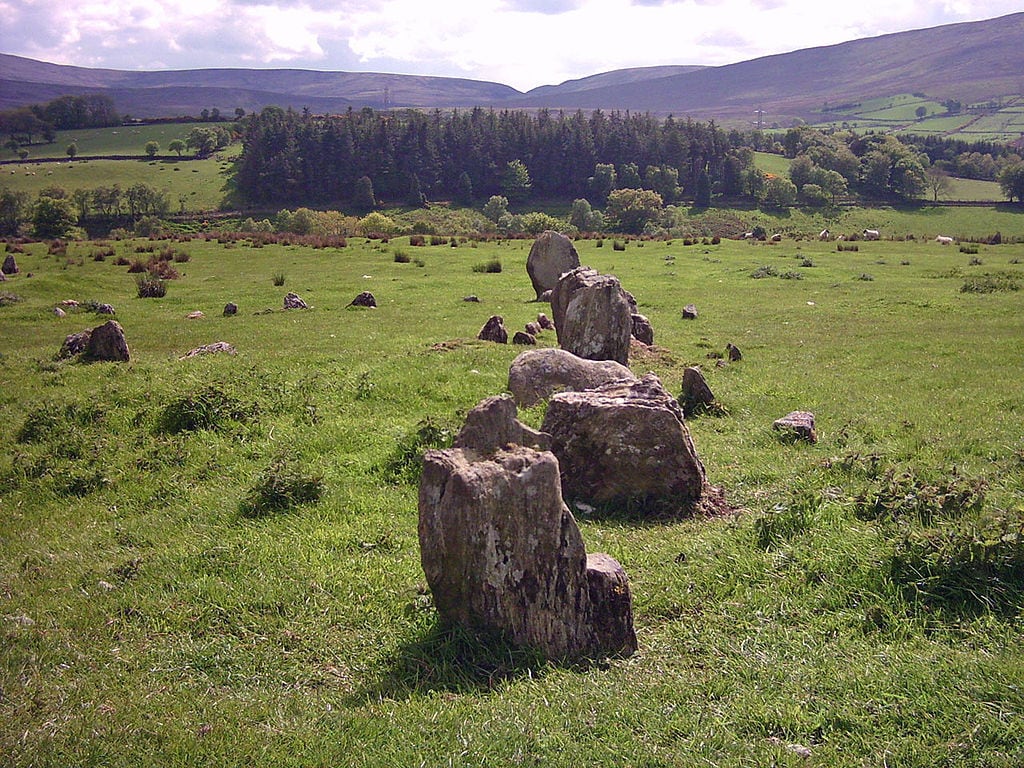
left=1, top=0, right=1021, bottom=89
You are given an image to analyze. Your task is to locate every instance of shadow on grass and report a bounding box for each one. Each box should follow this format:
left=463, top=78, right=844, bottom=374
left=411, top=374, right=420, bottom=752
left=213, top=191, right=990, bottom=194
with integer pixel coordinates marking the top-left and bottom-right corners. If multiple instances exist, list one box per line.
left=350, top=621, right=549, bottom=701
left=350, top=619, right=611, bottom=702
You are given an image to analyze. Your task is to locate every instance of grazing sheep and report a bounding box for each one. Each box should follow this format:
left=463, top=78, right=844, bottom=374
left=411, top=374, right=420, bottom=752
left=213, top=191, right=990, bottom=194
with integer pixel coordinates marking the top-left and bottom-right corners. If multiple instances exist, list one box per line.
left=863, top=229, right=880, bottom=240
left=935, top=235, right=954, bottom=245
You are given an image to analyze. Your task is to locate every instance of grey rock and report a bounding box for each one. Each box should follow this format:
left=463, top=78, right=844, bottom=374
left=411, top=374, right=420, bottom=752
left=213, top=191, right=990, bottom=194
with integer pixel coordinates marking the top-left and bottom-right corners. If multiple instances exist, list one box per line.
left=418, top=444, right=636, bottom=659
left=452, top=394, right=551, bottom=455
left=682, top=304, right=698, bottom=320
left=180, top=341, right=237, bottom=359
left=507, top=347, right=636, bottom=408
left=631, top=313, right=654, bottom=346
left=1, top=254, right=18, bottom=275
left=526, top=230, right=580, bottom=300
left=679, top=366, right=715, bottom=416
left=284, top=292, right=308, bottom=310
left=512, top=331, right=537, bottom=345
left=773, top=411, right=817, bottom=443
left=223, top=302, right=238, bottom=316
left=542, top=373, right=706, bottom=510
left=551, top=266, right=633, bottom=365
left=84, top=320, right=130, bottom=362
left=348, top=291, right=377, bottom=308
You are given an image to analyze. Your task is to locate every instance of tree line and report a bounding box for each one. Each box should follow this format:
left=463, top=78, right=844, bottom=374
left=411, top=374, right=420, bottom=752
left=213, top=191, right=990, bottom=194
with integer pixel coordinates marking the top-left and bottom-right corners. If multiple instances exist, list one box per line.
left=235, top=106, right=752, bottom=208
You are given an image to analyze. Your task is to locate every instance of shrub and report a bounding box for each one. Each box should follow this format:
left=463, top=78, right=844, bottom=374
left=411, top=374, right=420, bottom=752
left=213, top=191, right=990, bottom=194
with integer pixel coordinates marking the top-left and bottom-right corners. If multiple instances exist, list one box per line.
left=800, top=257, right=814, bottom=267
left=380, top=417, right=454, bottom=484
left=135, top=275, right=167, bottom=298
left=408, top=234, right=426, bottom=246
left=890, top=512, right=1024, bottom=614
left=0, top=291, right=21, bottom=307
left=779, top=271, right=803, bottom=280
left=472, top=258, right=502, bottom=273
left=612, top=240, right=626, bottom=251
left=272, top=273, right=286, bottom=286
left=854, top=467, right=986, bottom=526
left=960, top=273, right=1021, bottom=293
left=750, top=265, right=777, bottom=279
left=838, top=242, right=859, bottom=252
left=394, top=249, right=411, bottom=263
left=856, top=273, right=874, bottom=281
left=156, top=386, right=255, bottom=434
left=240, top=457, right=323, bottom=518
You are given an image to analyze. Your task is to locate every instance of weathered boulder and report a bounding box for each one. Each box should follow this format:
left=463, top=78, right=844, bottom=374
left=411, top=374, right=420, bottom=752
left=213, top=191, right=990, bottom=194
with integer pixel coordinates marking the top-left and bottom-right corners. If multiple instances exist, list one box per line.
left=53, top=306, right=66, bottom=318
left=512, top=330, right=537, bottom=345
left=2, top=254, right=18, bottom=275
left=507, top=347, right=636, bottom=408
left=462, top=295, right=480, bottom=303
left=223, top=302, right=238, bottom=316
left=773, top=411, right=817, bottom=443
left=452, top=394, right=550, bottom=455
left=348, top=291, right=377, bottom=308
left=682, top=304, right=698, bottom=320
left=631, top=313, right=654, bottom=346
left=542, top=373, right=706, bottom=510
left=550, top=266, right=633, bottom=365
left=180, top=341, right=237, bottom=359
left=95, top=303, right=115, bottom=315
left=84, top=320, right=130, bottom=362
left=524, top=321, right=542, bottom=336
left=537, top=313, right=555, bottom=331
left=284, top=292, right=308, bottom=310
left=679, top=366, right=715, bottom=416
left=418, top=444, right=636, bottom=659
left=726, top=343, right=742, bottom=362
left=477, top=315, right=508, bottom=344
left=526, top=230, right=580, bottom=300
left=186, top=310, right=204, bottom=320
left=58, top=329, right=92, bottom=359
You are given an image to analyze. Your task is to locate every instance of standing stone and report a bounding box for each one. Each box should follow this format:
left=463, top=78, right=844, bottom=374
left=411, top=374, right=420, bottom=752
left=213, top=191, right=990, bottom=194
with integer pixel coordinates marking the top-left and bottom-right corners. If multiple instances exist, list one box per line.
left=477, top=315, right=508, bottom=343
left=348, top=291, right=377, bottom=308
left=524, top=321, right=542, bottom=336
left=284, top=292, right=308, bottom=310
left=773, top=411, right=817, bottom=443
left=537, top=313, right=555, bottom=331
left=418, top=444, right=636, bottom=659
left=452, top=394, right=550, bottom=455
left=2, top=254, right=18, bottom=275
left=679, top=366, right=715, bottom=416
left=682, top=304, right=698, bottom=320
left=512, top=331, right=537, bottom=345
left=726, top=343, right=742, bottom=362
left=84, top=320, right=130, bottom=362
left=542, top=373, right=706, bottom=511
left=526, top=230, right=580, bottom=300
left=551, top=266, right=633, bottom=365
left=223, top=302, right=238, bottom=316
left=507, top=348, right=636, bottom=408
left=631, top=313, right=654, bottom=346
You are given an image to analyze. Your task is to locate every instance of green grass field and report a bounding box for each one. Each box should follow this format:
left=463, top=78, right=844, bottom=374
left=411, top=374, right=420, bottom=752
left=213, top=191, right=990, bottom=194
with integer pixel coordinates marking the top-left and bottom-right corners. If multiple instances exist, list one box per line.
left=1, top=228, right=1022, bottom=766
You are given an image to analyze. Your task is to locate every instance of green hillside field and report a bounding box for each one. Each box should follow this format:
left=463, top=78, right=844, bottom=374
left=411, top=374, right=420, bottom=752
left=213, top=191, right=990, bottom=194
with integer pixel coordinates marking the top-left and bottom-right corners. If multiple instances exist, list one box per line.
left=1, top=232, right=1022, bottom=767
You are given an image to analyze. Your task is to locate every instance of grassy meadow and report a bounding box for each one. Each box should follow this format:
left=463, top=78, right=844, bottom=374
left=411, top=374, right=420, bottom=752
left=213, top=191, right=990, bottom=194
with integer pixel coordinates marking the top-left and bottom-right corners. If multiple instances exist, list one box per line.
left=1, top=226, right=1023, bottom=766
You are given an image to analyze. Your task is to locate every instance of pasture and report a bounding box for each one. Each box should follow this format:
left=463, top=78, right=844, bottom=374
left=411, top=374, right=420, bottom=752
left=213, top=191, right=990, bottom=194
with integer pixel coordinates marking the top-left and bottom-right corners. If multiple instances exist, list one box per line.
left=1, top=231, right=1023, bottom=766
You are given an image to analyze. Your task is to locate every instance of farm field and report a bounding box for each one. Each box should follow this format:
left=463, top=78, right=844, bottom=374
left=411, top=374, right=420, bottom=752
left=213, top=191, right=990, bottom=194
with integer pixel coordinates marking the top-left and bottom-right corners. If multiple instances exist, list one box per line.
left=1, top=231, right=1022, bottom=767
left=3, top=123, right=231, bottom=160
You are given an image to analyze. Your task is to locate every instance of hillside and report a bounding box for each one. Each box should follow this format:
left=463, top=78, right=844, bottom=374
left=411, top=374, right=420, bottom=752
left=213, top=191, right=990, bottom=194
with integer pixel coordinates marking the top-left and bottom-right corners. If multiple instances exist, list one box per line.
left=1, top=13, right=1023, bottom=123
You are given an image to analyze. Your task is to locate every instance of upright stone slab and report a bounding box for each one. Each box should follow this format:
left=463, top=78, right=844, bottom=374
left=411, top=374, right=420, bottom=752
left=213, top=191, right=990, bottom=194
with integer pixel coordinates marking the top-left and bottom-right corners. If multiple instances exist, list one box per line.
left=418, top=445, right=636, bottom=660
left=2, top=254, right=18, bottom=275
left=679, top=366, right=715, bottom=416
left=550, top=266, right=633, bottom=365
left=84, top=320, right=130, bottom=362
left=542, top=373, right=706, bottom=510
left=526, top=230, right=580, bottom=300
left=477, top=315, right=508, bottom=343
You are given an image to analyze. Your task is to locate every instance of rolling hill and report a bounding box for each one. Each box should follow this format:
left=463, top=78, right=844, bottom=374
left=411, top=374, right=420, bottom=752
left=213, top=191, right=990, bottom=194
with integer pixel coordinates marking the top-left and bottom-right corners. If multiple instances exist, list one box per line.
left=1, top=12, right=1022, bottom=125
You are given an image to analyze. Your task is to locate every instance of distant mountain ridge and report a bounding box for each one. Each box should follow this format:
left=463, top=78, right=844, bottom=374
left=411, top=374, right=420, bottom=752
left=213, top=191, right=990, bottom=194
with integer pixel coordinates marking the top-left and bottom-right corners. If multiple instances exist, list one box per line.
left=1, top=12, right=1022, bottom=122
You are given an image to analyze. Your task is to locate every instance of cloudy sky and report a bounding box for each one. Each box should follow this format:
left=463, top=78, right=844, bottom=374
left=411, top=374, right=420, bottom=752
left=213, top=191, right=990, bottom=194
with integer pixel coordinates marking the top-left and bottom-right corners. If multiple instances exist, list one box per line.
left=2, top=0, right=1021, bottom=92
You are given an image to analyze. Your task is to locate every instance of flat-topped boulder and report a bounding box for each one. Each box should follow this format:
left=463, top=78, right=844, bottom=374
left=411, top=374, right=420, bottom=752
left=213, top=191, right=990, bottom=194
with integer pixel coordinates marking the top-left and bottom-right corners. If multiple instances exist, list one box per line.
left=542, top=373, right=706, bottom=511
left=507, top=347, right=636, bottom=408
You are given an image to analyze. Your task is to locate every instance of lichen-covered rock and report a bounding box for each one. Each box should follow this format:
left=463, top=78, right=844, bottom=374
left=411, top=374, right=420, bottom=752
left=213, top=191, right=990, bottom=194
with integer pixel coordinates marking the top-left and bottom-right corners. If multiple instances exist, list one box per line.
left=418, top=444, right=636, bottom=659
left=507, top=347, right=635, bottom=408
left=512, top=331, right=536, bottom=345
left=284, top=292, right=308, bottom=310
left=180, top=341, right=237, bottom=359
left=58, top=329, right=92, bottom=359
left=526, top=230, right=580, bottom=300
left=773, top=411, right=817, bottom=443
left=550, top=266, right=633, bottom=365
left=2, top=254, right=18, bottom=275
left=631, top=313, right=654, bottom=346
left=452, top=394, right=550, bottom=456
left=542, top=373, right=706, bottom=510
